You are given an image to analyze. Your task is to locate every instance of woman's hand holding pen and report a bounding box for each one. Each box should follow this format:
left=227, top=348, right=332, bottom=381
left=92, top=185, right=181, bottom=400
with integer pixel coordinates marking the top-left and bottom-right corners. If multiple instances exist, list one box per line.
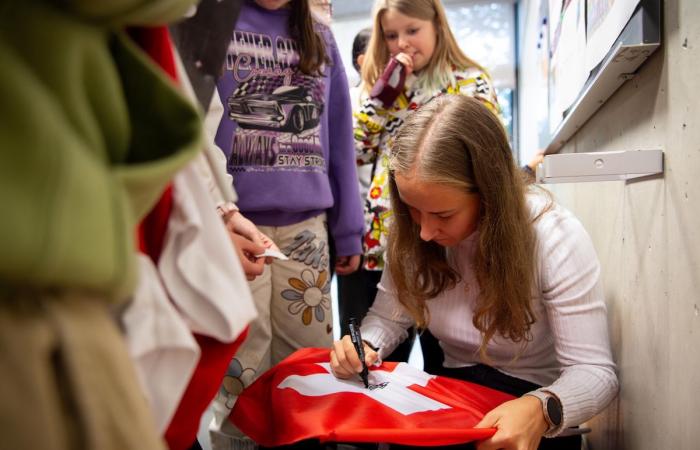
left=329, top=335, right=378, bottom=379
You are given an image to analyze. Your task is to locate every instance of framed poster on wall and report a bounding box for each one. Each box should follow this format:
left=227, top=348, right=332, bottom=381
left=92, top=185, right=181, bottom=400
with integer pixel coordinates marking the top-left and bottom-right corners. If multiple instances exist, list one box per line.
left=545, top=0, right=661, bottom=152
left=548, top=0, right=587, bottom=134
left=586, top=0, right=643, bottom=71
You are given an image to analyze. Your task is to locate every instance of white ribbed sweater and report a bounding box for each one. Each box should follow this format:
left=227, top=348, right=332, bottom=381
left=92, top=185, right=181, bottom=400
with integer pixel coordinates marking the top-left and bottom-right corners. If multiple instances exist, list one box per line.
left=361, top=194, right=619, bottom=435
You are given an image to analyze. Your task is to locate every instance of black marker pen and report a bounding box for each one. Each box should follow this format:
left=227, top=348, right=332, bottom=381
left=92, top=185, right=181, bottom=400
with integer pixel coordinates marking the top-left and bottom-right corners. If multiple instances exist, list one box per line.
left=348, top=317, right=369, bottom=388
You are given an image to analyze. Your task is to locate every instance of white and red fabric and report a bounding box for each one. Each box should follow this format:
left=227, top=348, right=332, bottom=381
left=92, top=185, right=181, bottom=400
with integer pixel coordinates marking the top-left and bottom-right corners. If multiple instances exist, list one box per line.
left=125, top=26, right=257, bottom=450
left=231, top=348, right=515, bottom=447
left=125, top=254, right=201, bottom=433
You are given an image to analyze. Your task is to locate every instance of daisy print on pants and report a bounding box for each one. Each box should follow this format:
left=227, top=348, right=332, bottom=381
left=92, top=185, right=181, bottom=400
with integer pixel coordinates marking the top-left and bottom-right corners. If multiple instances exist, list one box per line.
left=282, top=269, right=331, bottom=325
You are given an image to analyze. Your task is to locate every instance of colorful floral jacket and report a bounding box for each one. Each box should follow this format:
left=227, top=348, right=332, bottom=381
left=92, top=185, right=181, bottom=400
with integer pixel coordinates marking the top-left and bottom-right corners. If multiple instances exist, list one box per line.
left=354, top=66, right=499, bottom=271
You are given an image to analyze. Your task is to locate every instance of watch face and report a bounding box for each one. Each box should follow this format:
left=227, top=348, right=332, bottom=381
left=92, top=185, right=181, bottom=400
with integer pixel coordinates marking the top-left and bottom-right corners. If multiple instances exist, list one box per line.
left=546, top=396, right=563, bottom=426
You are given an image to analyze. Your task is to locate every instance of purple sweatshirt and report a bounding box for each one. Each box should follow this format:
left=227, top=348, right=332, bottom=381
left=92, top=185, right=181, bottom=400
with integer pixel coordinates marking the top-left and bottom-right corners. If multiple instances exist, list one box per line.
left=215, top=1, right=363, bottom=257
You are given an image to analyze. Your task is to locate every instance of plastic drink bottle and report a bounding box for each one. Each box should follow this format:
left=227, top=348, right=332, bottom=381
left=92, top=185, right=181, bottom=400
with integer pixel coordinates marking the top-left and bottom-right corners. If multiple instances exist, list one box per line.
left=369, top=56, right=407, bottom=108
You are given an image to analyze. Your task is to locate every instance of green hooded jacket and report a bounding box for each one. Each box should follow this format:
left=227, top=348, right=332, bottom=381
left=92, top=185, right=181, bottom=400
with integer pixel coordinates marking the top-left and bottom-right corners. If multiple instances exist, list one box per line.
left=0, top=0, right=203, bottom=301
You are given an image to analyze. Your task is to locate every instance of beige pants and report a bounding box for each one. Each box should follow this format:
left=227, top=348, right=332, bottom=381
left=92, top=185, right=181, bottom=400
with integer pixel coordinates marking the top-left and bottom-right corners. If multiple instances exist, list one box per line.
left=0, top=289, right=165, bottom=450
left=212, top=213, right=332, bottom=447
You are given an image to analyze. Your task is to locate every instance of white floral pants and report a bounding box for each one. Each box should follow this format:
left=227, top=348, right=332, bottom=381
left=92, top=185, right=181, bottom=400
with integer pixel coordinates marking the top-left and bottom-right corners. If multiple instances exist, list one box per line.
left=211, top=214, right=332, bottom=446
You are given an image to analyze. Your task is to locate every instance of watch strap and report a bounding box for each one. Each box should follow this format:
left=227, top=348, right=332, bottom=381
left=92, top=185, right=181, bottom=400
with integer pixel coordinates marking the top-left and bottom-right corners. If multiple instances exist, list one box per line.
left=525, top=390, right=563, bottom=436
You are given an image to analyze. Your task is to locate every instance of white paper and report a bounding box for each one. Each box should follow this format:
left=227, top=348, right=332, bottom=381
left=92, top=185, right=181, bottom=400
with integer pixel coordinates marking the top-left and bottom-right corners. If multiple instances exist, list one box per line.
left=548, top=0, right=588, bottom=133
left=586, top=0, right=641, bottom=71
left=256, top=248, right=289, bottom=260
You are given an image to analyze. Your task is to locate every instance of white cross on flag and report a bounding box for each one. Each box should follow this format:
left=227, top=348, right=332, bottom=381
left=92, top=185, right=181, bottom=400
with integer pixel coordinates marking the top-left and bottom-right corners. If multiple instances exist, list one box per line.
left=278, top=362, right=452, bottom=415
left=231, top=348, right=514, bottom=447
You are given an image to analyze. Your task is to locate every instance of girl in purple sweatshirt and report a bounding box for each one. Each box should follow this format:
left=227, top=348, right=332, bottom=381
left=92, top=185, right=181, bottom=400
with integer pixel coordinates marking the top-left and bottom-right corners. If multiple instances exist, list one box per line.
left=210, top=0, right=364, bottom=446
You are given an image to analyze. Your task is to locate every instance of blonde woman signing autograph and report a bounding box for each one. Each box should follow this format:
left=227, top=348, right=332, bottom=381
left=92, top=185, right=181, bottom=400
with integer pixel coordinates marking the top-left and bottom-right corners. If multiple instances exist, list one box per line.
left=330, top=96, right=618, bottom=450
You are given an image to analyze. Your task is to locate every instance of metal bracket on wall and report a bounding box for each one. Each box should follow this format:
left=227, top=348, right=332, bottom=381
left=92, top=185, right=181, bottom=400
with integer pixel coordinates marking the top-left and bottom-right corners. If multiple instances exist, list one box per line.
left=536, top=149, right=664, bottom=184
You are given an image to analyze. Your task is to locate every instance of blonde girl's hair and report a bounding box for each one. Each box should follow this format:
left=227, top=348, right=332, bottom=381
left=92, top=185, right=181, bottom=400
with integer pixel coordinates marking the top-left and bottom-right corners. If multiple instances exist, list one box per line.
left=361, top=0, right=484, bottom=92
left=290, top=0, right=331, bottom=76
left=387, top=95, right=537, bottom=357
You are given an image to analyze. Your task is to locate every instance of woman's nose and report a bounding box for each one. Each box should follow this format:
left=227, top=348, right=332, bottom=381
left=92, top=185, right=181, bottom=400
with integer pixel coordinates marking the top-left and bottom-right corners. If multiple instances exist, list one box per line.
left=419, top=216, right=438, bottom=242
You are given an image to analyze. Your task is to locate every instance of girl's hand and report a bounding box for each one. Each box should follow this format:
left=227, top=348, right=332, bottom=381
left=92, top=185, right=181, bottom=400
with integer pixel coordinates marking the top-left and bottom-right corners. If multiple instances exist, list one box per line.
left=228, top=232, right=266, bottom=280
left=329, top=335, right=379, bottom=379
left=335, top=254, right=360, bottom=275
left=393, top=52, right=414, bottom=76
left=255, top=230, right=280, bottom=264
left=474, top=396, right=548, bottom=450
left=225, top=210, right=279, bottom=265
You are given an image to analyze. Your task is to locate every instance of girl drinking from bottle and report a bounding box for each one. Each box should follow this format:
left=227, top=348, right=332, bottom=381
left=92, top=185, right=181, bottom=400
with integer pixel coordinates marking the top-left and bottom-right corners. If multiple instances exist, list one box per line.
left=356, top=0, right=499, bottom=273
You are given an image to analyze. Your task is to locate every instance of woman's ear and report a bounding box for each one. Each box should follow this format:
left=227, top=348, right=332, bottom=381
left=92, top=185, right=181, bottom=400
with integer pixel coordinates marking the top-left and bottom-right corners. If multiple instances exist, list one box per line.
left=356, top=53, right=365, bottom=70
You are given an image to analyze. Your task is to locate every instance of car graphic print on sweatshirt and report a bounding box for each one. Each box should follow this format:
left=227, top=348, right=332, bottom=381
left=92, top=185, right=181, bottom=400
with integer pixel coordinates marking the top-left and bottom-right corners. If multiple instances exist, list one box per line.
left=223, top=29, right=327, bottom=174
left=228, top=85, right=323, bottom=134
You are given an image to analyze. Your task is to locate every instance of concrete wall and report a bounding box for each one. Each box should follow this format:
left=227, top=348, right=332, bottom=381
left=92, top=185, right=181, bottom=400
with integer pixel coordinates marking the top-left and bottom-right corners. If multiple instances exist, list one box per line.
left=518, top=0, right=700, bottom=448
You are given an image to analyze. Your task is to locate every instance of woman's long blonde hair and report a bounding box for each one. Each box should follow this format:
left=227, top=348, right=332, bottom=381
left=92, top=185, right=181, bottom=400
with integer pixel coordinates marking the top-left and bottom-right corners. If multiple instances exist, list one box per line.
left=361, top=0, right=484, bottom=92
left=387, top=95, right=536, bottom=357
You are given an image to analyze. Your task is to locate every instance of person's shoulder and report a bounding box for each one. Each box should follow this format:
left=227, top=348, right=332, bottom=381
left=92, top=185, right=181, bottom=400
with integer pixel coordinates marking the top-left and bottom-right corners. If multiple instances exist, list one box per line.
left=237, top=1, right=288, bottom=29
left=527, top=190, right=588, bottom=243
left=349, top=84, right=367, bottom=107
left=311, top=17, right=333, bottom=41
left=527, top=191, right=601, bottom=282
left=313, top=24, right=330, bottom=39
left=450, top=66, right=494, bottom=98
left=452, top=65, right=490, bottom=81
left=312, top=21, right=340, bottom=58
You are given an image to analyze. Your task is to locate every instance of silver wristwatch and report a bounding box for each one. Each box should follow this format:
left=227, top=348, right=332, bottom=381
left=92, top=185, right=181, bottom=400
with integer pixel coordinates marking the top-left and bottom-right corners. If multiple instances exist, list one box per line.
left=527, top=390, right=563, bottom=434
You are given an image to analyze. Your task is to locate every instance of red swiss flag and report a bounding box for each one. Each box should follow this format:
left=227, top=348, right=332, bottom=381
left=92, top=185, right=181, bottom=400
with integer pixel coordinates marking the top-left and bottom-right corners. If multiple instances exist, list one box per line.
left=231, top=348, right=514, bottom=447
